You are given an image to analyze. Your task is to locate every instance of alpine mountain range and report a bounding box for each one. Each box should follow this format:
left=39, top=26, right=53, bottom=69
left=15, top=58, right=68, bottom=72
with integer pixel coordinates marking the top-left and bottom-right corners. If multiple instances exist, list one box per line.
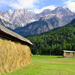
left=0, top=7, right=75, bottom=35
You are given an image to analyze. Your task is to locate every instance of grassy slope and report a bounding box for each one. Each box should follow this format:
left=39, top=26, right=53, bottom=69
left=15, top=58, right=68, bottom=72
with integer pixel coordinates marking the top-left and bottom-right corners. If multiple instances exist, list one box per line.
left=1, top=55, right=75, bottom=75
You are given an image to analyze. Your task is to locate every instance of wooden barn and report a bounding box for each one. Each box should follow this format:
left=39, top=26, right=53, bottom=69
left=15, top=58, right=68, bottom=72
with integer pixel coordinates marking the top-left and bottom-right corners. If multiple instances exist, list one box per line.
left=0, top=25, right=33, bottom=73
left=63, top=50, right=75, bottom=58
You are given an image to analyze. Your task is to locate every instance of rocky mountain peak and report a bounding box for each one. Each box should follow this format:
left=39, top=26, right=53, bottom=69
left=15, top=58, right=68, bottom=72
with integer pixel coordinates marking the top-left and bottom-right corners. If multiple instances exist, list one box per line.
left=13, top=9, right=29, bottom=15
left=41, top=9, right=51, bottom=14
left=51, top=7, right=74, bottom=16
left=0, top=7, right=75, bottom=29
left=0, top=9, right=35, bottom=29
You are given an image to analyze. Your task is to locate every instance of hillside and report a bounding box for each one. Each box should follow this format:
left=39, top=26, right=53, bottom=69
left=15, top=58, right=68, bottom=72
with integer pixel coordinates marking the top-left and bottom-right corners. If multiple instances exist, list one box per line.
left=14, top=9, right=75, bottom=36
left=0, top=18, right=14, bottom=29
left=14, top=20, right=50, bottom=35
left=27, top=19, right=75, bottom=55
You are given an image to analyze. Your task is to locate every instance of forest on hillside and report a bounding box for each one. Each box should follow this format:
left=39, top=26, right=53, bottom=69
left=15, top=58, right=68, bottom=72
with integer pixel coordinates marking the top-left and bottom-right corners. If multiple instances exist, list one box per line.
left=27, top=20, right=75, bottom=55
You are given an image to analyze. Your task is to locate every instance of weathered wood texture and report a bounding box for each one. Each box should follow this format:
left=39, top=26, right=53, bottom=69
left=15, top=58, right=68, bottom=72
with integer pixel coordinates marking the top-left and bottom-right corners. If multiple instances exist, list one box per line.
left=0, top=25, right=33, bottom=45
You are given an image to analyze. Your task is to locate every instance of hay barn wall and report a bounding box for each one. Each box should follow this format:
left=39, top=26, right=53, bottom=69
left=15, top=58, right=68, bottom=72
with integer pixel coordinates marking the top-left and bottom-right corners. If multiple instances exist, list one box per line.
left=0, top=38, right=32, bottom=74
left=63, top=52, right=75, bottom=58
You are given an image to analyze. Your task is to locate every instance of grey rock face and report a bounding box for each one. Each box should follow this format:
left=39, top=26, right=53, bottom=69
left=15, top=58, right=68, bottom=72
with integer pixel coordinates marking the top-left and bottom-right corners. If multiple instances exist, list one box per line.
left=14, top=7, right=75, bottom=35
left=0, top=9, right=35, bottom=29
left=0, top=7, right=75, bottom=32
left=0, top=18, right=13, bottom=29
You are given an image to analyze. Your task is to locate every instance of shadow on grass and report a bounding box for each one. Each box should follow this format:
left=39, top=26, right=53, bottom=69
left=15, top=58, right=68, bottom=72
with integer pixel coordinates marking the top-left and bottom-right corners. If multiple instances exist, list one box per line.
left=57, top=56, right=63, bottom=58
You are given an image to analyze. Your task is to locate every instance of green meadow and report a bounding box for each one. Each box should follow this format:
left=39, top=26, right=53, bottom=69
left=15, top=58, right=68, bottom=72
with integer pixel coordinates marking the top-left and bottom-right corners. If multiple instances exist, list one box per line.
left=1, top=55, right=75, bottom=75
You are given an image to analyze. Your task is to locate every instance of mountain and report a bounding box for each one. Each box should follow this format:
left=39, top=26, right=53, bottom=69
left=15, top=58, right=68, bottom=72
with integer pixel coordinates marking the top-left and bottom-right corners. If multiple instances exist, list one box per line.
left=0, top=7, right=75, bottom=29
left=0, top=9, right=35, bottom=29
left=34, top=9, right=51, bottom=20
left=70, top=19, right=75, bottom=24
left=27, top=19, right=75, bottom=55
left=34, top=7, right=74, bottom=19
left=14, top=9, right=75, bottom=36
left=14, top=15, right=60, bottom=35
left=51, top=7, right=74, bottom=15
left=14, top=20, right=49, bottom=35
left=0, top=18, right=13, bottom=28
left=40, top=12, right=75, bottom=27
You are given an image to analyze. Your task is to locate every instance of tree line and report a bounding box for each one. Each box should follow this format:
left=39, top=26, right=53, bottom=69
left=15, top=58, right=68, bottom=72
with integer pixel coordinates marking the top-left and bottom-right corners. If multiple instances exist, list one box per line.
left=27, top=20, right=75, bottom=55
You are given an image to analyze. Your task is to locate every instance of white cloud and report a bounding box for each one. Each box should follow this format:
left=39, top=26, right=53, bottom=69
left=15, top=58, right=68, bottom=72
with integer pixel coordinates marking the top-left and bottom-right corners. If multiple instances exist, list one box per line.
left=64, top=0, right=75, bottom=12
left=0, top=0, right=13, bottom=6
left=0, top=0, right=39, bottom=9
left=0, top=0, right=56, bottom=13
left=34, top=5, right=56, bottom=13
left=10, top=0, right=38, bottom=9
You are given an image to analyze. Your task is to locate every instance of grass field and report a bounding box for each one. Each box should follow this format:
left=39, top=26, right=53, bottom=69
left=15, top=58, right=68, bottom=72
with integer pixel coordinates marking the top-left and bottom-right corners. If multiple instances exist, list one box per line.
left=0, top=55, right=75, bottom=75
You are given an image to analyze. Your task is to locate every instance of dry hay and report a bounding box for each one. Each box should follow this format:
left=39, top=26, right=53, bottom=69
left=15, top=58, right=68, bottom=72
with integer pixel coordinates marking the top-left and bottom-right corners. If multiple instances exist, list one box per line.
left=0, top=38, right=32, bottom=74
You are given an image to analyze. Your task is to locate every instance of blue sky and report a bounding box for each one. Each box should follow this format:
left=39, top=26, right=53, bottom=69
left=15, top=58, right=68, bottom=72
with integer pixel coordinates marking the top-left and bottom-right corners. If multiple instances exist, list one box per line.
left=0, top=0, right=75, bottom=13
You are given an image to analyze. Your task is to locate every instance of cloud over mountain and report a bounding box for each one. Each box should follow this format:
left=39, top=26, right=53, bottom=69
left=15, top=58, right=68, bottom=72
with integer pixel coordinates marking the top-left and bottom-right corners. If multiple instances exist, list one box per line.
left=0, top=0, right=75, bottom=13
left=34, top=5, right=56, bottom=13
left=64, top=0, right=75, bottom=12
left=0, top=0, right=39, bottom=11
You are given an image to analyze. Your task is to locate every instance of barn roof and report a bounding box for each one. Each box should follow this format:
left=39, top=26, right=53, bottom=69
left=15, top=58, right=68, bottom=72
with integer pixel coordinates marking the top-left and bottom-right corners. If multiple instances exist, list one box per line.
left=0, top=25, right=33, bottom=45
left=63, top=50, right=75, bottom=53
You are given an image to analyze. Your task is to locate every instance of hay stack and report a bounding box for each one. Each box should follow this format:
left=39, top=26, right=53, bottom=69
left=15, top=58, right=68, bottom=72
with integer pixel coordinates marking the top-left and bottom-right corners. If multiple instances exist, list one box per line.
left=0, top=39, right=32, bottom=74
